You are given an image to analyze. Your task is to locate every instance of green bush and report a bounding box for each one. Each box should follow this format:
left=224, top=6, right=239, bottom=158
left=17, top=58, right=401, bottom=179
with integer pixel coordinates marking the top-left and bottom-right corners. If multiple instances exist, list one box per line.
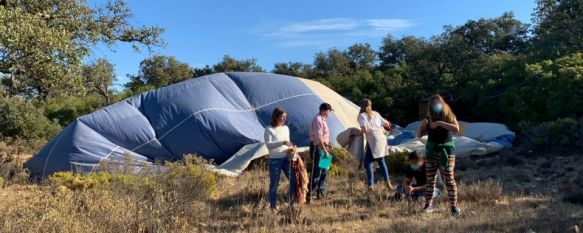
left=44, top=95, right=106, bottom=126
left=519, top=117, right=583, bottom=150
left=386, top=152, right=409, bottom=175
left=0, top=97, right=61, bottom=140
left=164, top=155, right=218, bottom=200
left=48, top=172, right=112, bottom=190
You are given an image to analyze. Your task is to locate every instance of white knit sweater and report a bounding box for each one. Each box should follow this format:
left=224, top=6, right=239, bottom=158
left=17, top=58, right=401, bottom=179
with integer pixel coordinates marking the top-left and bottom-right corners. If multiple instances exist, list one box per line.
left=264, top=125, right=290, bottom=159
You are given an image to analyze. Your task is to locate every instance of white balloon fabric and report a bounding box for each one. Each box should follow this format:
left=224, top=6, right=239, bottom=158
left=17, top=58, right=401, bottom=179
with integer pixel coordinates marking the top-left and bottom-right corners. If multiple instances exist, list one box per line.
left=388, top=121, right=515, bottom=157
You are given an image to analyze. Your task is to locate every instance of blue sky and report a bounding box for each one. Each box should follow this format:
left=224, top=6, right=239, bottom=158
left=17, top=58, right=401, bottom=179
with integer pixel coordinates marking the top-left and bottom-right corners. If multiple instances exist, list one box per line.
left=88, top=0, right=537, bottom=86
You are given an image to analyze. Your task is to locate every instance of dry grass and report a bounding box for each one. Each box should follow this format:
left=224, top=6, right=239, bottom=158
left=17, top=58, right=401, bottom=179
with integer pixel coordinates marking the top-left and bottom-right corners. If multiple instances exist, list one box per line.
left=0, top=147, right=582, bottom=233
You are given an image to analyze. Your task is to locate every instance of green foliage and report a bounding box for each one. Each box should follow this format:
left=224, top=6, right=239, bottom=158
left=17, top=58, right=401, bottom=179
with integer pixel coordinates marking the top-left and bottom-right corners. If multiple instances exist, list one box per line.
left=328, top=147, right=353, bottom=177
left=272, top=62, right=313, bottom=78
left=82, top=59, right=116, bottom=105
left=125, top=55, right=193, bottom=91
left=48, top=171, right=113, bottom=190
left=2, top=0, right=583, bottom=143
left=385, top=152, right=409, bottom=175
left=44, top=95, right=105, bottom=126
left=532, top=0, right=583, bottom=58
left=0, top=0, right=164, bottom=98
left=0, top=96, right=61, bottom=139
left=212, top=55, right=264, bottom=73
left=49, top=155, right=218, bottom=200
left=497, top=53, right=583, bottom=123
left=164, top=155, right=218, bottom=200
left=519, top=117, right=583, bottom=150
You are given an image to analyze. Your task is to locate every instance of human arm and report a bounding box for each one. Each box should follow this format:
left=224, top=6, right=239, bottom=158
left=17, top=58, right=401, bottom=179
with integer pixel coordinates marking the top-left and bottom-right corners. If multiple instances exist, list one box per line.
left=430, top=117, right=460, bottom=133
left=402, top=177, right=413, bottom=194
left=264, top=128, right=291, bottom=149
left=383, top=120, right=392, bottom=131
left=314, top=119, right=331, bottom=155
left=416, top=118, right=429, bottom=138
left=357, top=113, right=367, bottom=135
left=410, top=185, right=426, bottom=193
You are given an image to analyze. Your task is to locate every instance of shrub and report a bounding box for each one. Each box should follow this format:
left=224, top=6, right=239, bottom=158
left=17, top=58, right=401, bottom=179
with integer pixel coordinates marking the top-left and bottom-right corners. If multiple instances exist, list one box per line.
left=48, top=172, right=110, bottom=190
left=0, top=97, right=61, bottom=140
left=164, top=155, right=218, bottom=201
left=519, top=117, right=583, bottom=150
left=386, top=152, right=409, bottom=175
left=329, top=147, right=353, bottom=177
left=44, top=95, right=106, bottom=126
left=0, top=149, right=29, bottom=185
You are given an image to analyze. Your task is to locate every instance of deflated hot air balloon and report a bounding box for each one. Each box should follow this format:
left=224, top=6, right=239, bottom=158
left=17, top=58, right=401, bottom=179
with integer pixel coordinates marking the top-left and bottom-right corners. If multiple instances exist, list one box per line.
left=25, top=72, right=360, bottom=178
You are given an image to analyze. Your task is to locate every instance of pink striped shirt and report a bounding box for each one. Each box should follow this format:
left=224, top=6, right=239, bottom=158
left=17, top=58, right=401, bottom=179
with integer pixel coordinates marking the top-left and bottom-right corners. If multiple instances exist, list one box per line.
left=309, top=115, right=329, bottom=145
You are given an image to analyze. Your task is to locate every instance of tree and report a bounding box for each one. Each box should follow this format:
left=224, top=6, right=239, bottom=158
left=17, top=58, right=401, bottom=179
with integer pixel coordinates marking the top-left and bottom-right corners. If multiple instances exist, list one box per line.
left=193, top=65, right=214, bottom=78
left=449, top=12, right=529, bottom=55
left=82, top=59, right=116, bottom=105
left=378, top=35, right=451, bottom=96
left=313, top=49, right=352, bottom=76
left=378, top=35, right=427, bottom=69
left=0, top=0, right=164, bottom=99
left=125, top=55, right=193, bottom=91
left=345, top=43, right=377, bottom=71
left=212, top=55, right=264, bottom=72
left=272, top=62, right=313, bottom=78
left=532, top=0, right=583, bottom=59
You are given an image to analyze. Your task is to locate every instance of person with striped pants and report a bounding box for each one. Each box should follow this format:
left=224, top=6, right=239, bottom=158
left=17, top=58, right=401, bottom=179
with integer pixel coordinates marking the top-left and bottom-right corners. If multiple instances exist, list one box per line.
left=416, top=94, right=461, bottom=217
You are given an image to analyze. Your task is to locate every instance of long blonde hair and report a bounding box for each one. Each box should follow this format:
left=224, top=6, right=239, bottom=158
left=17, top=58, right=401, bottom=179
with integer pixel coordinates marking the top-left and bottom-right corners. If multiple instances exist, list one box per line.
left=426, top=94, right=456, bottom=123
left=359, top=99, right=373, bottom=119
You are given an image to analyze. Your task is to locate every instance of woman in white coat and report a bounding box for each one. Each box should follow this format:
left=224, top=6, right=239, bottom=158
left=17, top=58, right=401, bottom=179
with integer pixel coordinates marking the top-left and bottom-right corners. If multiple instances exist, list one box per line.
left=357, top=99, right=393, bottom=191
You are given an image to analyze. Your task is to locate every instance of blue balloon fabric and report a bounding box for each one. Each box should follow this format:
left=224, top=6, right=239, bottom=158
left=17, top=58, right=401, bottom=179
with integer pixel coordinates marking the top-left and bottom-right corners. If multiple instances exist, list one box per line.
left=25, top=72, right=359, bottom=178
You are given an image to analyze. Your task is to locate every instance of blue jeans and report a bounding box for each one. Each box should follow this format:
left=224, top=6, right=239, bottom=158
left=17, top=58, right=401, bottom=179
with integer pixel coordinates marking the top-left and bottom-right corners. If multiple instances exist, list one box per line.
left=396, top=184, right=441, bottom=200
left=308, top=143, right=328, bottom=198
left=364, top=144, right=390, bottom=187
left=268, top=157, right=296, bottom=209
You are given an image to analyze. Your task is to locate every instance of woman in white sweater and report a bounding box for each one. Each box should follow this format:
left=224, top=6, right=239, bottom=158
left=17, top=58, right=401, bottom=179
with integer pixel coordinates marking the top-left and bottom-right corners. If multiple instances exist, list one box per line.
left=264, top=107, right=296, bottom=212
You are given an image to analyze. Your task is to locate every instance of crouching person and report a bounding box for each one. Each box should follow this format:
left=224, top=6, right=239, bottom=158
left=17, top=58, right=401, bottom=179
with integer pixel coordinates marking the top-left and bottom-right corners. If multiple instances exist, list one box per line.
left=394, top=152, right=440, bottom=201
left=264, top=108, right=296, bottom=213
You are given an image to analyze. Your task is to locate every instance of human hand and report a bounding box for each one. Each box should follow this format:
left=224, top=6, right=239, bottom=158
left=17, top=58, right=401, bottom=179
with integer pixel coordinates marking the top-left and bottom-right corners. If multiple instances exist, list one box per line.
left=405, top=185, right=412, bottom=194
left=430, top=121, right=441, bottom=129
left=283, top=141, right=292, bottom=147
left=422, top=118, right=429, bottom=125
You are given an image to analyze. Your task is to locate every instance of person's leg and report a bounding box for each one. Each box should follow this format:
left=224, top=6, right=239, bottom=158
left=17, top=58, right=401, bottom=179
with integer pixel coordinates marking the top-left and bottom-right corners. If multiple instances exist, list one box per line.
left=396, top=184, right=405, bottom=194
left=376, top=158, right=390, bottom=182
left=309, top=144, right=322, bottom=198
left=393, top=184, right=405, bottom=200
left=317, top=166, right=328, bottom=197
left=440, top=156, right=458, bottom=207
left=364, top=145, right=374, bottom=188
left=424, top=155, right=439, bottom=208
left=268, top=158, right=283, bottom=209
left=411, top=190, right=424, bottom=200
